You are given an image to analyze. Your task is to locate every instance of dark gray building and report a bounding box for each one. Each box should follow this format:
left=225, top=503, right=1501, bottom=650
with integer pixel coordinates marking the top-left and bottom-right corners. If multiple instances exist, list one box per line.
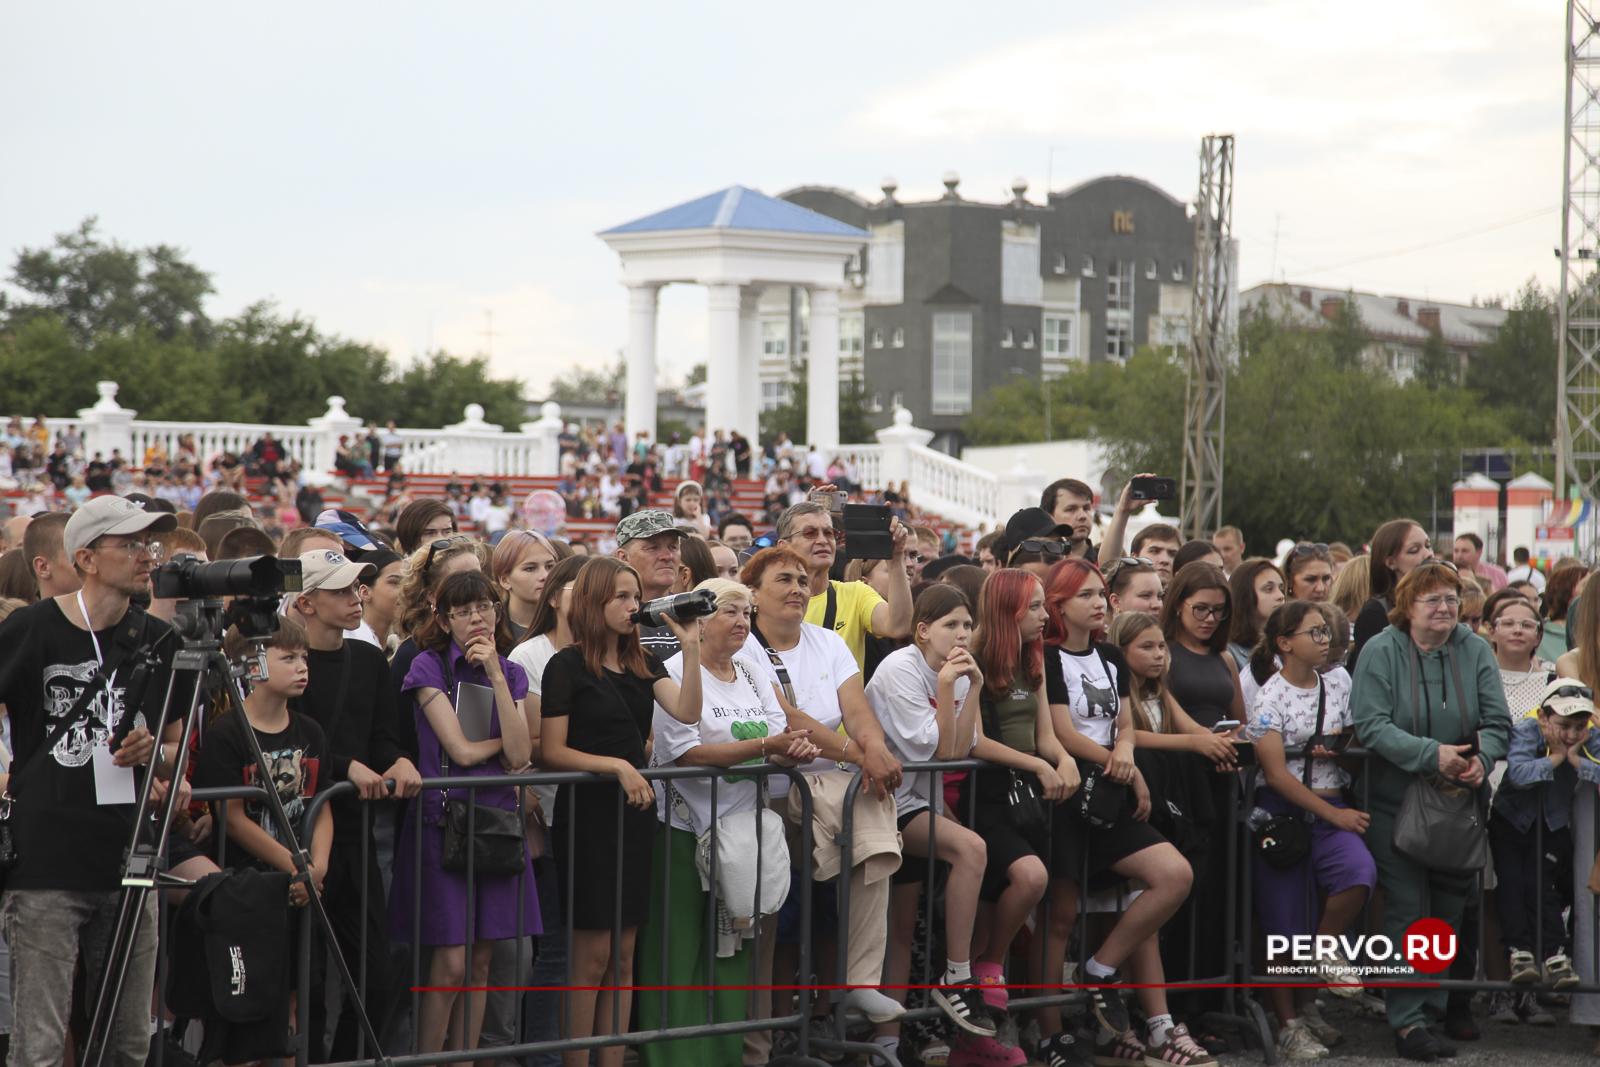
left=771, top=173, right=1218, bottom=452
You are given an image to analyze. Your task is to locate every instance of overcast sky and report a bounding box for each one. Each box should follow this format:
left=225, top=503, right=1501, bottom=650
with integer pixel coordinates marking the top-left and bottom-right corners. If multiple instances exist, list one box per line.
left=1, top=0, right=1562, bottom=405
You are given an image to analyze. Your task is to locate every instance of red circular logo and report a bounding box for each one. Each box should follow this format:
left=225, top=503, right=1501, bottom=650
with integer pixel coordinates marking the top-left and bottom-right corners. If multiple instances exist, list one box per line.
left=1404, top=918, right=1458, bottom=974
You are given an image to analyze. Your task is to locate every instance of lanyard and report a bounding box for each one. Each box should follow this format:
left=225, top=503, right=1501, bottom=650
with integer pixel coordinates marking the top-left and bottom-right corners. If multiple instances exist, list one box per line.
left=77, top=589, right=104, bottom=668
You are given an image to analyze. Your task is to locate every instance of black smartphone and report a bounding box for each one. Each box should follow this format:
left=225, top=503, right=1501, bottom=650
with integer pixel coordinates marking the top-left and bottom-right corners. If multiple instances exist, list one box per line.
left=1130, top=476, right=1177, bottom=501
left=841, top=503, right=894, bottom=560
left=1232, top=740, right=1258, bottom=767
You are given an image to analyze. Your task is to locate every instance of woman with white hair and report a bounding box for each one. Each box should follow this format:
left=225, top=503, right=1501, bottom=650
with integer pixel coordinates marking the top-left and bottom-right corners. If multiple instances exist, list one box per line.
left=638, top=578, right=821, bottom=1066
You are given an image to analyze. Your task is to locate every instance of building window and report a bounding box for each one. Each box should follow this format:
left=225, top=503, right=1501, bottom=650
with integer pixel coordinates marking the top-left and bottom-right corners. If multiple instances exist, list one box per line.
left=931, top=312, right=973, bottom=414
left=1386, top=345, right=1417, bottom=377
left=1106, top=259, right=1134, bottom=361
left=1043, top=316, right=1074, bottom=359
left=892, top=327, right=905, bottom=347
left=1081, top=255, right=1096, bottom=278
left=761, top=381, right=791, bottom=411
left=840, top=315, right=863, bottom=366
left=871, top=328, right=884, bottom=349
left=1054, top=253, right=1067, bottom=275
left=890, top=390, right=904, bottom=412
left=1022, top=329, right=1036, bottom=349
left=1145, top=258, right=1157, bottom=280
left=869, top=393, right=883, bottom=413
left=1172, top=262, right=1185, bottom=282
left=1000, top=327, right=1014, bottom=348
left=761, top=320, right=787, bottom=358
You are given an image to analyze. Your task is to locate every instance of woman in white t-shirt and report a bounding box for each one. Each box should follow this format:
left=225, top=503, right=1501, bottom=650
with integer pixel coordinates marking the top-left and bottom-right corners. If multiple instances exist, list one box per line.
left=1246, top=600, right=1376, bottom=1059
left=736, top=546, right=910, bottom=1039
left=866, top=584, right=996, bottom=1044
left=639, top=579, right=819, bottom=1067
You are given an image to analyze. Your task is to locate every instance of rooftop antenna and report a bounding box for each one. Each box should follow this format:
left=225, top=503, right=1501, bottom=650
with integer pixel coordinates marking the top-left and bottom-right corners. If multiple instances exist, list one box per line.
left=479, top=309, right=503, bottom=359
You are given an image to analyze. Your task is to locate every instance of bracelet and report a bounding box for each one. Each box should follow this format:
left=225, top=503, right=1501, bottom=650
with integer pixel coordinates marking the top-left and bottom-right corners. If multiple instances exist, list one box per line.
left=761, top=736, right=767, bottom=758
left=841, top=738, right=853, bottom=760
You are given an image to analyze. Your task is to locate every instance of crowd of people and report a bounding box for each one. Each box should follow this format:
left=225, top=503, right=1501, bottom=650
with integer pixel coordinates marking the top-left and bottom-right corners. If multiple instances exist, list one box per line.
left=1, top=451, right=1599, bottom=1067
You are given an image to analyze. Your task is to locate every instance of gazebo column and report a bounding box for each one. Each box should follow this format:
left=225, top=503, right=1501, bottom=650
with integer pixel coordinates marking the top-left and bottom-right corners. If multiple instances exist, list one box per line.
left=705, top=281, right=742, bottom=443
left=807, top=285, right=841, bottom=450
left=738, top=286, right=762, bottom=445
left=625, top=283, right=662, bottom=443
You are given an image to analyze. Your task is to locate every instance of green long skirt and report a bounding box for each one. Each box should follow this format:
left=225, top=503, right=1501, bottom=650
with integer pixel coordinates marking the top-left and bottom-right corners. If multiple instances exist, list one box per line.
left=637, top=826, right=757, bottom=1067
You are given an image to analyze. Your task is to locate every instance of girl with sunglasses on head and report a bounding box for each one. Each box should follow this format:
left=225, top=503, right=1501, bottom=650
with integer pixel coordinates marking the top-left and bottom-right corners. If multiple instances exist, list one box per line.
left=1037, top=559, right=1203, bottom=1067
left=1247, top=600, right=1375, bottom=1060
left=1104, top=557, right=1163, bottom=621
left=1282, top=542, right=1334, bottom=603
left=1228, top=559, right=1287, bottom=681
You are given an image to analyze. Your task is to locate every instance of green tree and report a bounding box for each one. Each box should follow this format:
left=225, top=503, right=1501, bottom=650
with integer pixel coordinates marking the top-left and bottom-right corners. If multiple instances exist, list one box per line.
left=1415, top=328, right=1456, bottom=391
left=1325, top=292, right=1368, bottom=370
left=1465, top=279, right=1557, bottom=442
left=548, top=360, right=625, bottom=405
left=390, top=350, right=526, bottom=428
left=760, top=361, right=807, bottom=447
left=7, top=217, right=214, bottom=346
left=212, top=302, right=393, bottom=425
left=753, top=362, right=877, bottom=447
left=685, top=362, right=706, bottom=387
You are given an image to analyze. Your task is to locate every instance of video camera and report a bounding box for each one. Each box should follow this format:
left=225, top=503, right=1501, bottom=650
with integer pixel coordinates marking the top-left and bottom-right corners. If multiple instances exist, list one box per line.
left=153, top=554, right=303, bottom=641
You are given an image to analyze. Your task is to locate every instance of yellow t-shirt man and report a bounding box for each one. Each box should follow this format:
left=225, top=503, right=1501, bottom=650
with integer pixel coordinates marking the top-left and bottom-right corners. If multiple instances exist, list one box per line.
left=804, top=579, right=885, bottom=673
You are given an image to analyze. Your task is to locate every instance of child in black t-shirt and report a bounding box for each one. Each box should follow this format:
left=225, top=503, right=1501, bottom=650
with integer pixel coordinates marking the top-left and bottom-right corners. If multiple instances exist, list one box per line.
left=196, top=618, right=333, bottom=905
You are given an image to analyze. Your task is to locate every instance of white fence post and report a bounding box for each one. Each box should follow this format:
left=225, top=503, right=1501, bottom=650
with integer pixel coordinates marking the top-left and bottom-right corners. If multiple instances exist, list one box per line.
left=997, top=453, right=1048, bottom=518
left=441, top=404, right=501, bottom=477
left=76, top=382, right=136, bottom=464
left=522, top=402, right=564, bottom=477
left=307, top=396, right=364, bottom=477
left=874, top=407, right=934, bottom=491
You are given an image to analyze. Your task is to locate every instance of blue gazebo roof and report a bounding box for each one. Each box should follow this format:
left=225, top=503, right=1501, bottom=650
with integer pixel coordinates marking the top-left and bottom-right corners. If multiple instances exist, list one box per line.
left=602, top=186, right=868, bottom=237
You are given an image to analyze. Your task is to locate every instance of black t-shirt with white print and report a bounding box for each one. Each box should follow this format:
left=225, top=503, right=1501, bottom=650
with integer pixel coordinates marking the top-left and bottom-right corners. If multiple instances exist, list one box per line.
left=1047, top=642, right=1130, bottom=749
left=0, top=599, right=172, bottom=891
left=195, top=709, right=328, bottom=872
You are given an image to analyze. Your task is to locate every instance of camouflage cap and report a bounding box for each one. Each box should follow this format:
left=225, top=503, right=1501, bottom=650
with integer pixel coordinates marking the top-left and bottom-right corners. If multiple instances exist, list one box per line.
left=614, top=509, right=689, bottom=547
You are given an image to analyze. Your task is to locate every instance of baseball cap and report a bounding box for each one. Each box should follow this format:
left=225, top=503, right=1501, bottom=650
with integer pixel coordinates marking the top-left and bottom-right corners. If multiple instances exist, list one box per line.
left=297, top=549, right=377, bottom=593
left=64, top=495, right=179, bottom=556
left=1003, top=507, right=1070, bottom=549
left=922, top=554, right=972, bottom=582
left=615, top=510, right=688, bottom=548
left=315, top=508, right=380, bottom=550
left=1542, top=677, right=1596, bottom=718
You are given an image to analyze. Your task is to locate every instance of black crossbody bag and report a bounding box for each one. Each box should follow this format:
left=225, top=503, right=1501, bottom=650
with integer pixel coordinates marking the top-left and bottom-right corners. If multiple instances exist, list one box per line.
left=1073, top=647, right=1129, bottom=829
left=436, top=651, right=527, bottom=877
left=1254, top=676, right=1325, bottom=869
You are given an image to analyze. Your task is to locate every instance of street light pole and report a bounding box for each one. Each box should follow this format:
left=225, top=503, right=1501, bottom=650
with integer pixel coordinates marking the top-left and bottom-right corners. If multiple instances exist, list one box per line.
left=1010, top=367, right=1050, bottom=442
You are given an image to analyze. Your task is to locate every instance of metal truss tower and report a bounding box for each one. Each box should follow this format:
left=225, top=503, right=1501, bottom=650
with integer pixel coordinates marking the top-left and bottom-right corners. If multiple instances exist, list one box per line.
left=1181, top=134, right=1234, bottom=540
left=1560, top=2, right=1600, bottom=502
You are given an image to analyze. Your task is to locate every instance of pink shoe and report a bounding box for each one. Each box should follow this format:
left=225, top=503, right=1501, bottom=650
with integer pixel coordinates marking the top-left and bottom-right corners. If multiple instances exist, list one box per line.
left=972, top=961, right=1008, bottom=1012
left=948, top=1034, right=1028, bottom=1067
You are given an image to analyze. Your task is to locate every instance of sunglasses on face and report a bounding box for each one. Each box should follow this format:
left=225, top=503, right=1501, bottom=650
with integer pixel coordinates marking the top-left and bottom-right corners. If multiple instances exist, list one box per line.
left=1017, top=539, right=1069, bottom=557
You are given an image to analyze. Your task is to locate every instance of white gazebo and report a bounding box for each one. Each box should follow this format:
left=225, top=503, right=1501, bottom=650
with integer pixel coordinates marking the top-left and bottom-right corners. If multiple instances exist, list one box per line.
left=598, top=186, right=869, bottom=448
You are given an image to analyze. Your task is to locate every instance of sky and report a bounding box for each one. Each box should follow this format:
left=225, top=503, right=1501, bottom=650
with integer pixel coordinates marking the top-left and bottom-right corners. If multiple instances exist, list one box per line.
left=0, top=0, right=1564, bottom=406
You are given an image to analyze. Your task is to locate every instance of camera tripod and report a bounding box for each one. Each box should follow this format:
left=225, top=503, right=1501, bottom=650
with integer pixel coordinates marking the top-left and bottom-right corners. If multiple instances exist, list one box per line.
left=82, top=596, right=388, bottom=1067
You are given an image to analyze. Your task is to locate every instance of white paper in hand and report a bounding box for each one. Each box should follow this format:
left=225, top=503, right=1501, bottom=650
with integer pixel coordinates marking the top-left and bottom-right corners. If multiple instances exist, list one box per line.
left=92, top=743, right=136, bottom=805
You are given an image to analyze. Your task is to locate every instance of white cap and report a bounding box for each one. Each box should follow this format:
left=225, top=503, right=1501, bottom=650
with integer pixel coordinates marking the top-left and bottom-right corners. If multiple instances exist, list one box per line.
left=64, top=496, right=178, bottom=556
left=296, top=549, right=376, bottom=593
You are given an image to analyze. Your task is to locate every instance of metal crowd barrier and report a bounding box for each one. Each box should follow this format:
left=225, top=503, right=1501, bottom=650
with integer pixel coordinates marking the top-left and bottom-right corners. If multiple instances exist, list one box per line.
left=148, top=746, right=1600, bottom=1067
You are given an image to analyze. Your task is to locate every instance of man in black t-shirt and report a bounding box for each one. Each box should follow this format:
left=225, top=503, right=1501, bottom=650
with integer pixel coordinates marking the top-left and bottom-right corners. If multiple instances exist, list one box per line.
left=0, top=495, right=174, bottom=1067
left=288, top=549, right=422, bottom=1061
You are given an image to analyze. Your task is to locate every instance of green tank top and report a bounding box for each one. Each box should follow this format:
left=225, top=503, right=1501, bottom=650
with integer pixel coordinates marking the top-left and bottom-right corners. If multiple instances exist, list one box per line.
left=982, top=684, right=1039, bottom=754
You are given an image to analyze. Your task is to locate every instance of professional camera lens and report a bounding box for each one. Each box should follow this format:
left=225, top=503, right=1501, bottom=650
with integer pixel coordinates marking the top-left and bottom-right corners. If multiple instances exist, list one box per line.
left=151, top=554, right=304, bottom=601
left=633, top=588, right=718, bottom=628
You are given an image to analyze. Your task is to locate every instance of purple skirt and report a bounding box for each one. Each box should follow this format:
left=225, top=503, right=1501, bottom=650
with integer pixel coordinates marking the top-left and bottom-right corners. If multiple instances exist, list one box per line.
left=387, top=801, right=543, bottom=945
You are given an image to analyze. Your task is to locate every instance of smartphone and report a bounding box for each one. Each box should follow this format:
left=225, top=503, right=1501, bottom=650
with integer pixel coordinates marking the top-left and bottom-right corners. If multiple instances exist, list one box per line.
left=809, top=489, right=847, bottom=513
left=1232, top=741, right=1258, bottom=766
left=1211, top=719, right=1241, bottom=734
left=1130, top=476, right=1177, bottom=501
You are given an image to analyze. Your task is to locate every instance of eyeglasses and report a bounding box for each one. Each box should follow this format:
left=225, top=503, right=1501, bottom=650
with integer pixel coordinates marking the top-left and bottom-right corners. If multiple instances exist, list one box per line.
left=790, top=526, right=840, bottom=543
left=1292, top=542, right=1330, bottom=557
left=1291, top=625, right=1332, bottom=642
left=1189, top=602, right=1230, bottom=621
left=1417, top=594, right=1461, bottom=609
left=423, top=535, right=471, bottom=574
left=1493, top=618, right=1541, bottom=633
left=1550, top=684, right=1595, bottom=700
left=443, top=601, right=500, bottom=622
left=99, top=540, right=161, bottom=558
left=1017, top=539, right=1069, bottom=556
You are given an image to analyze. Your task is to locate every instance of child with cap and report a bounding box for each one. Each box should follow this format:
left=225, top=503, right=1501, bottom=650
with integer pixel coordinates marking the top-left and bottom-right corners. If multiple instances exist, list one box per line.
left=1489, top=676, right=1600, bottom=988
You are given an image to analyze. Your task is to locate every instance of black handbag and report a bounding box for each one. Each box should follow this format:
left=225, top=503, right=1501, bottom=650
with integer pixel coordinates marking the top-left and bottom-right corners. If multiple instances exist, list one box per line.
left=1253, top=677, right=1325, bottom=869
left=1390, top=641, right=1489, bottom=876
left=1004, top=769, right=1048, bottom=842
left=436, top=652, right=527, bottom=877
left=1075, top=761, right=1126, bottom=828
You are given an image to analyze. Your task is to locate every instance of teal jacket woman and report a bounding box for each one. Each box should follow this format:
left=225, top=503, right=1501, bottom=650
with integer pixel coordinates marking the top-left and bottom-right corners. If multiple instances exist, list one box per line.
left=1349, top=563, right=1512, bottom=1061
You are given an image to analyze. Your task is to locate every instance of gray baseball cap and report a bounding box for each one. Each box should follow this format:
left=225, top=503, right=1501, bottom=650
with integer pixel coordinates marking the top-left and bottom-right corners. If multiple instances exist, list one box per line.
left=64, top=496, right=179, bottom=556
left=614, top=509, right=688, bottom=548
left=298, top=549, right=377, bottom=592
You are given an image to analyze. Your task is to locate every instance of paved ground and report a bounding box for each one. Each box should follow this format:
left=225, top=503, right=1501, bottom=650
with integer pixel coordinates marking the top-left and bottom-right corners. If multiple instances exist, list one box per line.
left=1211, top=993, right=1598, bottom=1067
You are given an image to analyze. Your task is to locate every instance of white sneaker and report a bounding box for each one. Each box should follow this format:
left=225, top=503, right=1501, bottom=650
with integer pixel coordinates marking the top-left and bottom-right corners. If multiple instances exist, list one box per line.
left=1276, top=1018, right=1330, bottom=1060
left=1297, top=1002, right=1342, bottom=1047
left=843, top=987, right=907, bottom=1024
left=1316, top=948, right=1362, bottom=998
